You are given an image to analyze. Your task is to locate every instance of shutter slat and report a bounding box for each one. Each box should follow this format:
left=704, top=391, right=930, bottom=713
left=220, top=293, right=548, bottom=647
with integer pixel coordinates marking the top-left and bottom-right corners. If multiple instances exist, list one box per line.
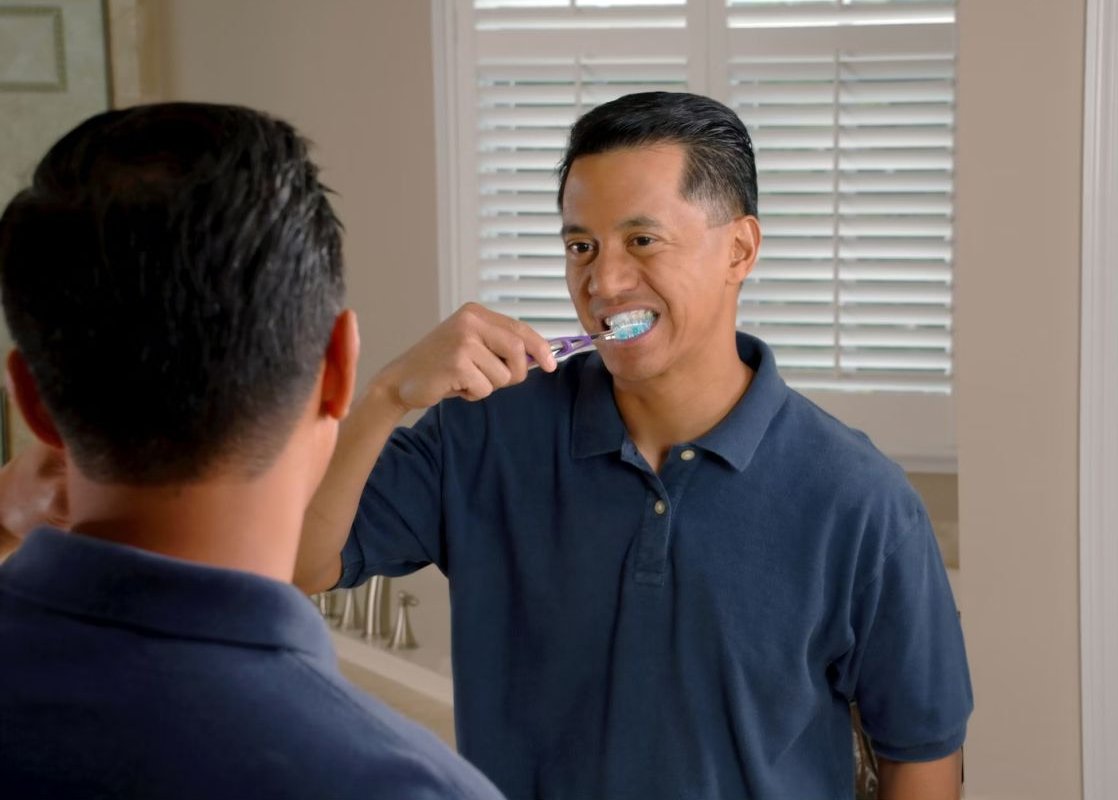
left=480, top=174, right=561, bottom=191
left=841, top=328, right=951, bottom=349
left=486, top=300, right=582, bottom=318
left=839, top=261, right=951, bottom=282
left=480, top=216, right=563, bottom=236
left=480, top=278, right=572, bottom=299
left=476, top=11, right=686, bottom=31
left=840, top=350, right=951, bottom=371
left=840, top=283, right=952, bottom=305
left=726, top=2, right=954, bottom=29
left=479, top=130, right=570, bottom=148
left=480, top=238, right=565, bottom=258
left=480, top=259, right=566, bottom=279
left=479, top=60, right=686, bottom=83
left=738, top=305, right=836, bottom=325
left=783, top=372, right=951, bottom=394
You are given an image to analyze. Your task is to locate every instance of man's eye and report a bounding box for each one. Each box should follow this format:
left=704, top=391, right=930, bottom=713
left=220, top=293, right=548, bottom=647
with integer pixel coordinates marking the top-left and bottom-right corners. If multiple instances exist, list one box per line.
left=630, top=236, right=656, bottom=247
left=566, top=241, right=593, bottom=256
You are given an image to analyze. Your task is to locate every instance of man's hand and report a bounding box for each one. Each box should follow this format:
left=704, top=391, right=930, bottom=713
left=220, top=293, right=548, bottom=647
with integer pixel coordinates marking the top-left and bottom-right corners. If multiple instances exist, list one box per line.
left=374, top=302, right=558, bottom=413
left=0, top=441, right=67, bottom=558
left=877, top=750, right=963, bottom=800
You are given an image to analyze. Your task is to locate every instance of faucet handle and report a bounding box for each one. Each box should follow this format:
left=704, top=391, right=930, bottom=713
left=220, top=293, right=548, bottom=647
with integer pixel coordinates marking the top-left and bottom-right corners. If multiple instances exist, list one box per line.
left=388, top=591, right=418, bottom=650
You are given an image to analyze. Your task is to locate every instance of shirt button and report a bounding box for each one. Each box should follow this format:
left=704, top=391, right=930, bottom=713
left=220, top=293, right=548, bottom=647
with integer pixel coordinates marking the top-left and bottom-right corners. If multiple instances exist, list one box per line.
left=653, top=500, right=667, bottom=515
left=680, top=449, right=696, bottom=462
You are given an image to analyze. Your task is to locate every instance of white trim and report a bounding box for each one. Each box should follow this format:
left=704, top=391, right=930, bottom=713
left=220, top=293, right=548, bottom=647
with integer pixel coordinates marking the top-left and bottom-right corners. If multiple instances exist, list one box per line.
left=432, top=0, right=460, bottom=320
left=454, top=0, right=481, bottom=310
left=104, top=0, right=142, bottom=108
left=1080, top=0, right=1118, bottom=796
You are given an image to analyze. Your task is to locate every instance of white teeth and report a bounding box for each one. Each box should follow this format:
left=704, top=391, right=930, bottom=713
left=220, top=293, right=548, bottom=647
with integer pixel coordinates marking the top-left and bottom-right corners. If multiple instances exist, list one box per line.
left=605, top=309, right=656, bottom=330
left=604, top=309, right=658, bottom=341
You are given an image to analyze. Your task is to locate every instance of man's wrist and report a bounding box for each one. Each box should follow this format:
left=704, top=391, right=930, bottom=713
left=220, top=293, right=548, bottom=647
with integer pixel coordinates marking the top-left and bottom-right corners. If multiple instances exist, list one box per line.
left=361, top=369, right=414, bottom=424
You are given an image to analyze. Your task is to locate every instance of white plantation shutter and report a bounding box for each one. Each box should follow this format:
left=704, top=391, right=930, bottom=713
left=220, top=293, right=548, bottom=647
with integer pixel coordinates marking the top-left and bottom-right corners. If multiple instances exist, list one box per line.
left=437, top=0, right=958, bottom=468
left=726, top=0, right=956, bottom=395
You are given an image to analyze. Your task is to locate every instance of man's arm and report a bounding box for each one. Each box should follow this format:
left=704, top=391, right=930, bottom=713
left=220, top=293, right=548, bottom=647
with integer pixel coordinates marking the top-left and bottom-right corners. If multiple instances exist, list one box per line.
left=876, top=750, right=962, bottom=800
left=293, top=379, right=408, bottom=593
left=293, top=303, right=556, bottom=594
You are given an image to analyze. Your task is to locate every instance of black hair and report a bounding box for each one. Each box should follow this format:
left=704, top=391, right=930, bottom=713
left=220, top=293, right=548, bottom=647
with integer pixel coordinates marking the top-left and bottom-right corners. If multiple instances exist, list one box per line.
left=557, top=91, right=758, bottom=221
left=0, top=102, right=344, bottom=484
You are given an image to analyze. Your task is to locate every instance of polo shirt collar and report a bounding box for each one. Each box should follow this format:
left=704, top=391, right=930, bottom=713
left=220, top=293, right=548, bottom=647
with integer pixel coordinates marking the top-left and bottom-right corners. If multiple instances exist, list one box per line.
left=570, top=332, right=789, bottom=472
left=694, top=333, right=790, bottom=472
left=1, top=527, right=335, bottom=666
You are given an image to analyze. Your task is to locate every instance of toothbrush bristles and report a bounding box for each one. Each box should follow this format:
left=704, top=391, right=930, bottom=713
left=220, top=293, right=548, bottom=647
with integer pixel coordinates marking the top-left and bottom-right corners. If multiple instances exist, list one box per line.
left=608, top=317, right=654, bottom=341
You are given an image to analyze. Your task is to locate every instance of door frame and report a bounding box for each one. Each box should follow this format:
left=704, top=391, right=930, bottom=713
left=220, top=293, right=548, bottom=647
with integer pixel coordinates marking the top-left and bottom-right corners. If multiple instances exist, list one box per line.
left=1080, top=0, right=1118, bottom=796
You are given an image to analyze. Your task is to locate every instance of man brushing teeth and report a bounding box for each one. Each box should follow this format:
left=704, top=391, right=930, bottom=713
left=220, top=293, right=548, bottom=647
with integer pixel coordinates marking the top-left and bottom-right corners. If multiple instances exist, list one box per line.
left=292, top=92, right=971, bottom=800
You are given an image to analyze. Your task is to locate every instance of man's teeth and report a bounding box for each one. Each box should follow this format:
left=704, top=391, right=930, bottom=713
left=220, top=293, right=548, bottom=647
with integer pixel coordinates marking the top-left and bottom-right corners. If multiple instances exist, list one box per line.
left=605, top=310, right=657, bottom=340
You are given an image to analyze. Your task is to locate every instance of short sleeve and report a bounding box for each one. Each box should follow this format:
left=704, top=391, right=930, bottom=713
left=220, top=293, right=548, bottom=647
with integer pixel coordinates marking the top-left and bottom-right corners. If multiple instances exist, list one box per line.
left=844, top=511, right=973, bottom=761
left=337, top=407, right=447, bottom=589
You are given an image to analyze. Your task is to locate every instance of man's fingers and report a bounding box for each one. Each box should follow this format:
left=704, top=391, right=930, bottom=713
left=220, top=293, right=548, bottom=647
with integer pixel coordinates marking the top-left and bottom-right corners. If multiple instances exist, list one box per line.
left=466, top=342, right=515, bottom=392
left=453, top=361, right=500, bottom=402
left=508, top=318, right=556, bottom=373
left=388, top=303, right=557, bottom=411
left=479, top=314, right=555, bottom=375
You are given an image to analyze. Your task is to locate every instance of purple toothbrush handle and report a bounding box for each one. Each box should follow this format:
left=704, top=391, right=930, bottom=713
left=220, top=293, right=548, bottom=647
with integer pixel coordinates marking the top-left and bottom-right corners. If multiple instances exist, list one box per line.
left=548, top=335, right=594, bottom=359
left=527, top=335, right=595, bottom=366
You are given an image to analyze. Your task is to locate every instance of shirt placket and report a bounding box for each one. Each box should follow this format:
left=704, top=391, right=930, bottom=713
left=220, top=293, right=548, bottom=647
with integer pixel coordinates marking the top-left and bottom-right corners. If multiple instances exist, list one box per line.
left=621, top=442, right=704, bottom=587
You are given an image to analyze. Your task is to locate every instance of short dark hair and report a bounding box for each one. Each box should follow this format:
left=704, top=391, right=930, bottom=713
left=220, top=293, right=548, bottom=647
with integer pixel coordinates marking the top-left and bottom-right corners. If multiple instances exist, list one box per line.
left=557, top=91, right=758, bottom=221
left=0, top=102, right=344, bottom=484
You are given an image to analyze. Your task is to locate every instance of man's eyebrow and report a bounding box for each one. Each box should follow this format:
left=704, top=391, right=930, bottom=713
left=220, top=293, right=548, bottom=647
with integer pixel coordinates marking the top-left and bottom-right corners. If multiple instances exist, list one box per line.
left=560, top=216, right=664, bottom=237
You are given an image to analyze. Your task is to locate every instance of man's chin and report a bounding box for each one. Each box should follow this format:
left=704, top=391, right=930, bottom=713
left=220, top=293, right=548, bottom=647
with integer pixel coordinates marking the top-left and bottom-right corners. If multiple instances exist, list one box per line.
left=600, top=350, right=669, bottom=387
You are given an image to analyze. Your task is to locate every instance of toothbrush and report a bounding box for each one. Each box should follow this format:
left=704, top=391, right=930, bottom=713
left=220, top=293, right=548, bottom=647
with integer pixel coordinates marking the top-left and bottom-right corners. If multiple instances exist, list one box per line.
left=532, top=314, right=655, bottom=366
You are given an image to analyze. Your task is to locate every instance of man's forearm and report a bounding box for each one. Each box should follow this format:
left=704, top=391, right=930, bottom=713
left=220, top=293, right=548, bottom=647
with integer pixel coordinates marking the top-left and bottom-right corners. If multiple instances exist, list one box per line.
left=293, top=303, right=558, bottom=594
left=294, top=378, right=408, bottom=594
left=877, top=750, right=962, bottom=800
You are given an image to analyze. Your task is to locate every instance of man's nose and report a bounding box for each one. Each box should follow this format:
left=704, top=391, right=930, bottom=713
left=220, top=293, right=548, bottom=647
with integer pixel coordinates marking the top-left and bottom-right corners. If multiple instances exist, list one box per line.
left=588, top=244, right=639, bottom=298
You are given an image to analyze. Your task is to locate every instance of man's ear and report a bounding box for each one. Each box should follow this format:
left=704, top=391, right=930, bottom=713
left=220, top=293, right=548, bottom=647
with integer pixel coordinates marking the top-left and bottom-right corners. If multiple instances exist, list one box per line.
left=6, top=350, right=63, bottom=449
left=319, top=309, right=359, bottom=421
left=727, top=215, right=762, bottom=286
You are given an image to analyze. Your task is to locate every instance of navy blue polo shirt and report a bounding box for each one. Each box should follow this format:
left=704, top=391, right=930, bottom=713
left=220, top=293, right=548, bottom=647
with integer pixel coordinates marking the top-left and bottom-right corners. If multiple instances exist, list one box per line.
left=0, top=528, right=504, bottom=800
left=341, top=332, right=972, bottom=800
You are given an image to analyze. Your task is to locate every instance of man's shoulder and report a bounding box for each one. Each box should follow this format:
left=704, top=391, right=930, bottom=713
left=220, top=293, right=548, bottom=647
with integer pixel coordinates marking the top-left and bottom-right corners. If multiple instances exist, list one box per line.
left=259, top=654, right=501, bottom=797
left=0, top=584, right=499, bottom=799
left=771, top=389, right=922, bottom=516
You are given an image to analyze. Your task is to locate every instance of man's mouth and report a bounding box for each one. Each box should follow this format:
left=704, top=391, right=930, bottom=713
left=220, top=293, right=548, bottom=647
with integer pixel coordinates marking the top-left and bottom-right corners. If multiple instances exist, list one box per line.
left=604, top=309, right=658, bottom=341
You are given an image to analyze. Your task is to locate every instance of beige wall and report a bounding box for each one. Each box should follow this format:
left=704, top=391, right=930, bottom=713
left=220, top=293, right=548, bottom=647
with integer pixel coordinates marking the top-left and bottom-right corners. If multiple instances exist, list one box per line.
left=141, top=0, right=441, bottom=384
left=955, top=2, right=1084, bottom=797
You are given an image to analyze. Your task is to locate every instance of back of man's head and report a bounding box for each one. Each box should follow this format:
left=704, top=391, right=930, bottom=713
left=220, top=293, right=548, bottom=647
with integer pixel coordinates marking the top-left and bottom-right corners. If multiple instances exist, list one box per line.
left=0, top=102, right=344, bottom=485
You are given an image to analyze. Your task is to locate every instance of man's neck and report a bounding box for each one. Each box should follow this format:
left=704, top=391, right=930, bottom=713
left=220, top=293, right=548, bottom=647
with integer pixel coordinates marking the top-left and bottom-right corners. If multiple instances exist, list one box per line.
left=613, top=339, right=752, bottom=473
left=67, top=472, right=308, bottom=583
